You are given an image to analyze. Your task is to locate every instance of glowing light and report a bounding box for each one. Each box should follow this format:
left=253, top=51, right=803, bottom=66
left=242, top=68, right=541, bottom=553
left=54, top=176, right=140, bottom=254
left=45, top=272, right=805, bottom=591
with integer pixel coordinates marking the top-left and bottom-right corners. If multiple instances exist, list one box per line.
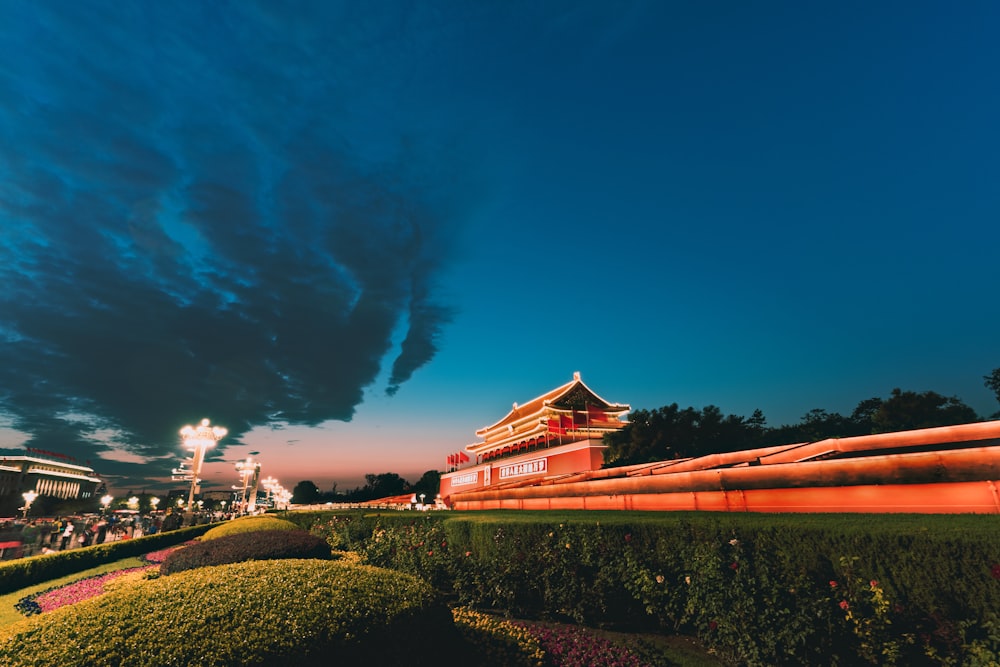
left=179, top=418, right=227, bottom=508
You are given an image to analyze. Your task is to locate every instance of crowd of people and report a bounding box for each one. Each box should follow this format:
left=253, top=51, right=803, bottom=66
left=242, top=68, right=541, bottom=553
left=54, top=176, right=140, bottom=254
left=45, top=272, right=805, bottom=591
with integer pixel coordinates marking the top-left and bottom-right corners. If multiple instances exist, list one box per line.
left=0, top=508, right=221, bottom=559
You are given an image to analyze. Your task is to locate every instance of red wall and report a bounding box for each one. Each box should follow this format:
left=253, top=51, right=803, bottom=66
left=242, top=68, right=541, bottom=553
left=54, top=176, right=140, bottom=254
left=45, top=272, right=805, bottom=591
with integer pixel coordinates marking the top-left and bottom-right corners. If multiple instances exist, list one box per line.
left=454, top=480, right=1000, bottom=513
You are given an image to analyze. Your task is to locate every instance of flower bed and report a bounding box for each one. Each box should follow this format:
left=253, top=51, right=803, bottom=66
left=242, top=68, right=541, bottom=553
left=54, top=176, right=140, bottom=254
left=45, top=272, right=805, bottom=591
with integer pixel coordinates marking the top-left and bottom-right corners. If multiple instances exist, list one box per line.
left=14, top=566, right=156, bottom=616
left=12, top=542, right=187, bottom=617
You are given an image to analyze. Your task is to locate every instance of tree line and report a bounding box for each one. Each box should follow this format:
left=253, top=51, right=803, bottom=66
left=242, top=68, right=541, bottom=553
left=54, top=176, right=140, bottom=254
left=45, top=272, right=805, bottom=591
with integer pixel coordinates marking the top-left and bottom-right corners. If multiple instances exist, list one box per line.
left=603, top=368, right=1000, bottom=467
left=291, top=470, right=440, bottom=505
left=292, top=368, right=1000, bottom=500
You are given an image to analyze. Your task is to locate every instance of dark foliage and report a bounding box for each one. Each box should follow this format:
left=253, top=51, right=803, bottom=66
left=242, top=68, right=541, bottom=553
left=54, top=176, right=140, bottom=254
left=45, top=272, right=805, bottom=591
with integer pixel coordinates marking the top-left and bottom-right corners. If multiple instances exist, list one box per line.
left=161, top=529, right=332, bottom=575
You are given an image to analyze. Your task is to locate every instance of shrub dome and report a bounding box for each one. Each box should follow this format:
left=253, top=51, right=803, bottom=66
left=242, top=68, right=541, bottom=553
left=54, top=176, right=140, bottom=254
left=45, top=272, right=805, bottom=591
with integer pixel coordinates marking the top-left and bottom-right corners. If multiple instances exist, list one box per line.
left=0, top=559, right=454, bottom=666
left=200, top=516, right=300, bottom=540
left=161, top=529, right=332, bottom=574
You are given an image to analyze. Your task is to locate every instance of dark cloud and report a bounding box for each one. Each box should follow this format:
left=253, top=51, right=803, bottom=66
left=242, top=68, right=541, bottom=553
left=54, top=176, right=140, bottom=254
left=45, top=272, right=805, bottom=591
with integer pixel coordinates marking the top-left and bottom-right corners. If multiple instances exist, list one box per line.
left=0, top=2, right=458, bottom=481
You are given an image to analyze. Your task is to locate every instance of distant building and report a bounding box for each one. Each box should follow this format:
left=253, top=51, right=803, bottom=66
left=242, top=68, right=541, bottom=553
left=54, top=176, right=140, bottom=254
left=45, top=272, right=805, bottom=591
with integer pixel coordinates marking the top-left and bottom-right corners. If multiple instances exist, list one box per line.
left=0, top=456, right=103, bottom=507
left=439, top=372, right=629, bottom=505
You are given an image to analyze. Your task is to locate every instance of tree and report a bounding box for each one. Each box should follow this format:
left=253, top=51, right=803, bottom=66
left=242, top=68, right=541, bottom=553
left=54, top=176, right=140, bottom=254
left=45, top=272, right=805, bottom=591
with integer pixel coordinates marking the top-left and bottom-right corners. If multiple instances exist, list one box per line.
left=291, top=480, right=321, bottom=504
left=410, top=470, right=441, bottom=497
left=362, top=472, right=409, bottom=500
left=985, top=368, right=1000, bottom=418
left=871, top=388, right=979, bottom=433
left=850, top=397, right=883, bottom=434
left=603, top=404, right=767, bottom=467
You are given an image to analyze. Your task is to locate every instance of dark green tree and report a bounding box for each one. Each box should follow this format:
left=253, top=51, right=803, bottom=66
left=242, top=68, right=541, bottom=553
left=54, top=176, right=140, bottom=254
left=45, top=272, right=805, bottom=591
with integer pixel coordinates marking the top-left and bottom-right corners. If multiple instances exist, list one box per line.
left=291, top=480, right=321, bottom=504
left=362, top=472, right=409, bottom=499
left=410, top=470, right=441, bottom=497
left=850, top=397, right=884, bottom=434
left=871, top=388, right=979, bottom=432
left=603, top=404, right=765, bottom=467
left=985, top=368, right=1000, bottom=418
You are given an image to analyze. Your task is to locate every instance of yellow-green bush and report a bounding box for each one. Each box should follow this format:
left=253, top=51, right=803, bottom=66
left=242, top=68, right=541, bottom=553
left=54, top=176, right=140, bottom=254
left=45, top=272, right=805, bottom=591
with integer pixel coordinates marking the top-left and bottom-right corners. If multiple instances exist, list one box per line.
left=0, top=559, right=454, bottom=666
left=452, top=606, right=545, bottom=667
left=200, top=515, right=300, bottom=541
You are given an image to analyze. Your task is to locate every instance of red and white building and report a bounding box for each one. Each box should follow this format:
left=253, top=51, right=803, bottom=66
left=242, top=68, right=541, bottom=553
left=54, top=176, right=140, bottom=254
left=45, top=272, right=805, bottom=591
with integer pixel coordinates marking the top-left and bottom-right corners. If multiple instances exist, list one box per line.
left=439, top=372, right=629, bottom=506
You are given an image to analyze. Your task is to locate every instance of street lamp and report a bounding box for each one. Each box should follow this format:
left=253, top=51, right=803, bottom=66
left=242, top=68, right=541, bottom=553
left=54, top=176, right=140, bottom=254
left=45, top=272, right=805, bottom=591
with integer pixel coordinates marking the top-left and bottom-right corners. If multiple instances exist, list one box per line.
left=128, top=496, right=139, bottom=510
left=21, top=491, right=37, bottom=519
left=150, top=497, right=160, bottom=512
left=261, top=476, right=279, bottom=508
left=101, top=495, right=113, bottom=514
left=235, top=457, right=258, bottom=514
left=180, top=418, right=227, bottom=509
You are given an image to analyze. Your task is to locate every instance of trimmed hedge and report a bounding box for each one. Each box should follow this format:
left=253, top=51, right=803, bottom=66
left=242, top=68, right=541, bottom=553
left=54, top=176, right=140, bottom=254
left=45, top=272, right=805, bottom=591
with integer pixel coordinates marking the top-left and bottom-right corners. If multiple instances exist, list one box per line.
left=200, top=515, right=300, bottom=541
left=303, top=510, right=1000, bottom=666
left=161, top=529, right=332, bottom=574
left=0, top=559, right=455, bottom=666
left=0, top=523, right=212, bottom=595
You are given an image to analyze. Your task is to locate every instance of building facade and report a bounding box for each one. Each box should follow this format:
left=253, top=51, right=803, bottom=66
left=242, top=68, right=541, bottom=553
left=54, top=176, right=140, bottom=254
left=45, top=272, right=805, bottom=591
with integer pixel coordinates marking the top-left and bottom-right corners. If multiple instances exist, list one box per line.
left=0, top=456, right=103, bottom=513
left=439, top=372, right=629, bottom=505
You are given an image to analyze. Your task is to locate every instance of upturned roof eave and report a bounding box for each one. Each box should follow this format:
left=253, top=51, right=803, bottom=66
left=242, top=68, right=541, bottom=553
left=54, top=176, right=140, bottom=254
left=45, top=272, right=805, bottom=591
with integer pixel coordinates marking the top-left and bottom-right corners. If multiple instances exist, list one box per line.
left=475, top=372, right=628, bottom=437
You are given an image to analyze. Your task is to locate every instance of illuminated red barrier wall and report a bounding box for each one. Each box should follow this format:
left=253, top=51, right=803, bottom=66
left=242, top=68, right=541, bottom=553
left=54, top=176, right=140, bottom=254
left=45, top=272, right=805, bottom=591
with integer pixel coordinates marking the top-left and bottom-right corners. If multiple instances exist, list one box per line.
left=451, top=443, right=1000, bottom=513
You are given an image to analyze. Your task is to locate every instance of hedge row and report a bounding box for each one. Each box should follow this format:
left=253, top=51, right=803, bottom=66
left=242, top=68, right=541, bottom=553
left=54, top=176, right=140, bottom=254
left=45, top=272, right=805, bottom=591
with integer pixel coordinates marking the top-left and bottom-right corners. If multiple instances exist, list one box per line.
left=0, top=559, right=455, bottom=666
left=161, top=529, right=332, bottom=574
left=299, top=510, right=1000, bottom=666
left=0, top=523, right=212, bottom=595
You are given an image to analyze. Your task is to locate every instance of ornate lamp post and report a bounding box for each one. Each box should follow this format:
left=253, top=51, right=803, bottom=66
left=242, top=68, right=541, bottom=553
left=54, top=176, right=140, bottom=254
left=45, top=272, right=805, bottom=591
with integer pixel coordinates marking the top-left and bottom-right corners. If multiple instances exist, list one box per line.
left=261, top=476, right=280, bottom=509
left=101, top=494, right=114, bottom=515
left=21, top=490, right=37, bottom=519
left=235, top=457, right=257, bottom=514
left=180, top=418, right=227, bottom=510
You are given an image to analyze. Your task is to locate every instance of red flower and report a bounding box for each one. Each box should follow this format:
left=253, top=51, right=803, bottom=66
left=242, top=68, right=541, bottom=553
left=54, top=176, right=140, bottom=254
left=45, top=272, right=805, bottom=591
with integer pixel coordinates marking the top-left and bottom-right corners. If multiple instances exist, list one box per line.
left=991, top=564, right=1000, bottom=580
left=829, top=580, right=838, bottom=588
left=729, top=561, right=739, bottom=571
left=839, top=600, right=850, bottom=611
left=708, top=621, right=718, bottom=631
left=624, top=533, right=632, bottom=543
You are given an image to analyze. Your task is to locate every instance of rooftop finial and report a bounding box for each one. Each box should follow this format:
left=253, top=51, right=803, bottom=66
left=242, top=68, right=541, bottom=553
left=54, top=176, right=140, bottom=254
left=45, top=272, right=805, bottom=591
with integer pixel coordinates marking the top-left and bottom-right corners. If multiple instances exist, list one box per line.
left=573, top=371, right=581, bottom=381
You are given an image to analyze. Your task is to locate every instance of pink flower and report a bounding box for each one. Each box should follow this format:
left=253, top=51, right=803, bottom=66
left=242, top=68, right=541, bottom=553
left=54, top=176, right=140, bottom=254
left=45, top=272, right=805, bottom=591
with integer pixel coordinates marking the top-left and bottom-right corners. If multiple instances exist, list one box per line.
left=869, top=580, right=879, bottom=588
left=839, top=600, right=850, bottom=610
left=829, top=580, right=838, bottom=588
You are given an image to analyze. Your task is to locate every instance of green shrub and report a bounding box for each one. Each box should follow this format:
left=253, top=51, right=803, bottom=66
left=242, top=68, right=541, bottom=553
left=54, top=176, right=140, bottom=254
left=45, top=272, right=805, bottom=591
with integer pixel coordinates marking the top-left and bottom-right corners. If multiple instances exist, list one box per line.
left=0, top=524, right=211, bottom=595
left=0, top=559, right=455, bottom=666
left=161, top=529, right=331, bottom=574
left=200, top=516, right=300, bottom=541
left=306, top=510, right=1000, bottom=665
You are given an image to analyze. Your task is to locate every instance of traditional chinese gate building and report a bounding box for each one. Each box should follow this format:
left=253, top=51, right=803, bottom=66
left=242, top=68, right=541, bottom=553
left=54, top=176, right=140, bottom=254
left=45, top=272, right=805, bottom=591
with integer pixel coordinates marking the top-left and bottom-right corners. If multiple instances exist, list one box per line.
left=438, top=372, right=629, bottom=505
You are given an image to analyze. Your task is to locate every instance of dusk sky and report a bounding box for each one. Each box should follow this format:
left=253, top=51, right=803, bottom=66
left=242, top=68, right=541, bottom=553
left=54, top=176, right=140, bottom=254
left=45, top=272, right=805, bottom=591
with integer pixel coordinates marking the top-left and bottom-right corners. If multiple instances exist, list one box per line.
left=2, top=1, right=998, bottom=497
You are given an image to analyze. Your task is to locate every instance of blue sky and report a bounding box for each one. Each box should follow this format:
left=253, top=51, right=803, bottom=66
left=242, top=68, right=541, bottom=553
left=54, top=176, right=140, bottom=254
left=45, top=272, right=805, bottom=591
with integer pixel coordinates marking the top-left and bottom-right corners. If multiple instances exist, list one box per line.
left=1, top=1, right=997, bottom=495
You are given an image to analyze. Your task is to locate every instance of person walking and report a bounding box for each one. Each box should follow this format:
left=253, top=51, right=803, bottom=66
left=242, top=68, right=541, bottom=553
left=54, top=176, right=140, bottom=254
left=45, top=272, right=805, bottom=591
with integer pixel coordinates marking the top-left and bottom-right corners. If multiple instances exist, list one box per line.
left=59, top=521, right=74, bottom=550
